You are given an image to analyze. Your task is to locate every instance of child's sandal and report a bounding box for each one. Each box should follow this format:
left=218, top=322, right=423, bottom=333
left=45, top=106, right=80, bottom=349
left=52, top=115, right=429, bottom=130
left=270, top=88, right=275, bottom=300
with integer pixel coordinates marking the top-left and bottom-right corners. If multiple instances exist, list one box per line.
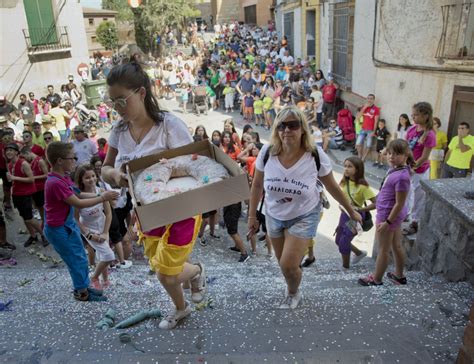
left=358, top=274, right=383, bottom=286
left=387, top=272, right=407, bottom=285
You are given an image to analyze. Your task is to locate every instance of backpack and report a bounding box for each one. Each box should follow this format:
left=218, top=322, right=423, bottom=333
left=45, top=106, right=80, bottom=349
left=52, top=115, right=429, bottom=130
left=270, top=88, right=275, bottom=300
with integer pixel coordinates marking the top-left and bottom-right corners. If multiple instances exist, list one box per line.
left=337, top=109, right=356, bottom=142
left=258, top=145, right=321, bottom=214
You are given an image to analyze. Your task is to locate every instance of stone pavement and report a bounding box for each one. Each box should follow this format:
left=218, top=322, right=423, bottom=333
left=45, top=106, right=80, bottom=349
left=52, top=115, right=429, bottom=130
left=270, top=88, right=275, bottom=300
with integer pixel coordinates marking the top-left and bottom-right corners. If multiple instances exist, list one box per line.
left=0, top=101, right=472, bottom=363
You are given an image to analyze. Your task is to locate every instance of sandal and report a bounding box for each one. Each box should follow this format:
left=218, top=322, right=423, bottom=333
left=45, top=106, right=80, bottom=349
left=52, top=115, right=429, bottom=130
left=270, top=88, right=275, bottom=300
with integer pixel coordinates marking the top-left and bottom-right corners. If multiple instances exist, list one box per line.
left=403, top=221, right=418, bottom=235
left=387, top=272, right=407, bottom=285
left=301, top=257, right=316, bottom=268
left=0, top=241, right=16, bottom=250
left=358, top=274, right=383, bottom=286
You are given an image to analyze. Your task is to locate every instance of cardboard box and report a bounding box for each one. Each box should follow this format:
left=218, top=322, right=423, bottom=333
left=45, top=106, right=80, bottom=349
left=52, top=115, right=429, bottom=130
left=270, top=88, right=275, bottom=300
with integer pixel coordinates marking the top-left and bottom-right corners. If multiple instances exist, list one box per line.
left=126, top=140, right=250, bottom=232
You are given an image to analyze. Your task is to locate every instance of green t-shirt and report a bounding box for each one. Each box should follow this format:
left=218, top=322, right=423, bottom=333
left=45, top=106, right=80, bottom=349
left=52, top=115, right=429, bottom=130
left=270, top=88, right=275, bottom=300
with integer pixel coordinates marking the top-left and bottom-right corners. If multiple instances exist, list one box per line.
left=205, top=86, right=216, bottom=97
left=245, top=54, right=255, bottom=66
left=355, top=116, right=363, bottom=135
left=447, top=135, right=474, bottom=169
left=253, top=100, right=264, bottom=114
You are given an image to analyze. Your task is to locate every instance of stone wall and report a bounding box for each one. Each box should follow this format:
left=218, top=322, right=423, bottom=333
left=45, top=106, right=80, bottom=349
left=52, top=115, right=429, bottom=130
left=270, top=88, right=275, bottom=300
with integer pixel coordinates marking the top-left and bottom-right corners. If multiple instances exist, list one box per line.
left=417, top=179, right=474, bottom=284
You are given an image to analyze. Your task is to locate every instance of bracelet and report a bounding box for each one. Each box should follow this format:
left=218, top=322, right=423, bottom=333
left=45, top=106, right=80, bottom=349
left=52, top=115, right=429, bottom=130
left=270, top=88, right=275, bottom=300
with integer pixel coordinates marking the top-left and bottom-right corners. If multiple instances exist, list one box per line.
left=385, top=219, right=392, bottom=225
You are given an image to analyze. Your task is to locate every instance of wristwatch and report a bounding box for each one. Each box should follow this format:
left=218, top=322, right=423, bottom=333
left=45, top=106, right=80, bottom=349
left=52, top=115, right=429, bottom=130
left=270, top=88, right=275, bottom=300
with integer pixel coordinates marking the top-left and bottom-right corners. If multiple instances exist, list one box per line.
left=385, top=219, right=392, bottom=225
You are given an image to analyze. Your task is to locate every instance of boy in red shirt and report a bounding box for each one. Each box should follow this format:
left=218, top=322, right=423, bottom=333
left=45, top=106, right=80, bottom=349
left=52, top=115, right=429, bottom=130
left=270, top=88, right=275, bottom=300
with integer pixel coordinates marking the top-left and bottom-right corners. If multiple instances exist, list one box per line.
left=5, top=143, right=46, bottom=247
left=43, top=142, right=118, bottom=301
left=322, top=78, right=337, bottom=126
left=356, top=94, right=380, bottom=161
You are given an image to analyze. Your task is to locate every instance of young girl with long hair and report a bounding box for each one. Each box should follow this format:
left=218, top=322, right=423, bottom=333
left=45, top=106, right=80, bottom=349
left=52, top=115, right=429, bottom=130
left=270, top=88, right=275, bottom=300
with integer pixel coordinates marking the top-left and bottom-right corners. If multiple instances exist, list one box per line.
left=395, top=114, right=411, bottom=141
left=359, top=139, right=412, bottom=286
left=403, top=102, right=436, bottom=235
left=336, top=157, right=376, bottom=268
left=223, top=119, right=241, bottom=148
left=75, top=165, right=115, bottom=289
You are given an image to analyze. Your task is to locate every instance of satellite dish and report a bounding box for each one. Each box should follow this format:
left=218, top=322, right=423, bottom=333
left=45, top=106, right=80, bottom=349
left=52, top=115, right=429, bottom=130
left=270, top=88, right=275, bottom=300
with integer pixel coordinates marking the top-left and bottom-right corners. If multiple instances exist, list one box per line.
left=128, top=0, right=141, bottom=8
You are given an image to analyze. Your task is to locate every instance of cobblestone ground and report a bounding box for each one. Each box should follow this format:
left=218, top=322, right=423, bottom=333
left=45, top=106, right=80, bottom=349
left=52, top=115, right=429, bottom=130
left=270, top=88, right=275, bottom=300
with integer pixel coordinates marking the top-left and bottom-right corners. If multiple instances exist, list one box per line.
left=0, top=98, right=472, bottom=363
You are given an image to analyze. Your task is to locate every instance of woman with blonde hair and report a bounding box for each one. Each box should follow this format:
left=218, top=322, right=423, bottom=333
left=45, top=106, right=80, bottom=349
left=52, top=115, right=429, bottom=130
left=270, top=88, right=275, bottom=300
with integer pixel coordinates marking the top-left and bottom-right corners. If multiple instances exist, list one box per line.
left=247, top=106, right=362, bottom=309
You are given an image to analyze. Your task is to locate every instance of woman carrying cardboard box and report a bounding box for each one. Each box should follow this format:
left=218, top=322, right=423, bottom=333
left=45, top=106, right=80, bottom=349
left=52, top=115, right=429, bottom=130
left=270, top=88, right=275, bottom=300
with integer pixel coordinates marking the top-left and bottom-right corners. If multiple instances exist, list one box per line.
left=101, top=61, right=206, bottom=330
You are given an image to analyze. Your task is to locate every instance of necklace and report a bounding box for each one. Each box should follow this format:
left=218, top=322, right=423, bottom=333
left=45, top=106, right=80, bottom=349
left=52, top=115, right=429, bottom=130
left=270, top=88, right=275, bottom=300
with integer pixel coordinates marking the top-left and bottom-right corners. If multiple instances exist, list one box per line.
left=129, top=124, right=152, bottom=145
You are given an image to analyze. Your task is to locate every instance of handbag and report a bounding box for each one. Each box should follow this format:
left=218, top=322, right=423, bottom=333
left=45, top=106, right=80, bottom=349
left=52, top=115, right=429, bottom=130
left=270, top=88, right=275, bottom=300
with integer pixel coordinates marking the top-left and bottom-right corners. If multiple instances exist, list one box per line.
left=346, top=182, right=373, bottom=232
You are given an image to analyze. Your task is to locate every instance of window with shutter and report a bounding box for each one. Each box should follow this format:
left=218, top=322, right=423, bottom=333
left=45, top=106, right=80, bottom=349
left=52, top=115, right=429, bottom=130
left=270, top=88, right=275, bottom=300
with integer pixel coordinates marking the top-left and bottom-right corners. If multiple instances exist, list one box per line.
left=24, top=0, right=57, bottom=46
left=332, top=1, right=354, bottom=87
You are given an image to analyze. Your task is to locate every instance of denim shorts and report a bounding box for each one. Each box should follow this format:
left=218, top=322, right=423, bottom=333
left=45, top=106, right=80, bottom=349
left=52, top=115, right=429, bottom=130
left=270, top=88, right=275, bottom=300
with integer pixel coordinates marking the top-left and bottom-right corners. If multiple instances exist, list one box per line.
left=356, top=129, right=374, bottom=148
left=265, top=203, right=321, bottom=240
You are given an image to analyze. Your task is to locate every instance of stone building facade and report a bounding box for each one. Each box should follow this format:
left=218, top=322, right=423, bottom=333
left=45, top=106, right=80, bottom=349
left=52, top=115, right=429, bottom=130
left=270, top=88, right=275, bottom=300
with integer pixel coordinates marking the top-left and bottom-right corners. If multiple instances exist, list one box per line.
left=274, top=0, right=474, bottom=136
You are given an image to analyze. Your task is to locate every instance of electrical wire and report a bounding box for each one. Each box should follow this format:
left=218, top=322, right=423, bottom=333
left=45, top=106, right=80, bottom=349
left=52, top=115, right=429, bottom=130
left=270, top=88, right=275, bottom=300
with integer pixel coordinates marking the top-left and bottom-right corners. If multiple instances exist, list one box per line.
left=372, top=0, right=474, bottom=75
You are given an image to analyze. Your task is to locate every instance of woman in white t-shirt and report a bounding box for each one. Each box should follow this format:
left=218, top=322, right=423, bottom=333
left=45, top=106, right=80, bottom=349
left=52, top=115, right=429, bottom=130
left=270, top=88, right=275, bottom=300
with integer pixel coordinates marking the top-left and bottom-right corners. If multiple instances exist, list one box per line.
left=101, top=61, right=206, bottom=330
left=248, top=106, right=362, bottom=309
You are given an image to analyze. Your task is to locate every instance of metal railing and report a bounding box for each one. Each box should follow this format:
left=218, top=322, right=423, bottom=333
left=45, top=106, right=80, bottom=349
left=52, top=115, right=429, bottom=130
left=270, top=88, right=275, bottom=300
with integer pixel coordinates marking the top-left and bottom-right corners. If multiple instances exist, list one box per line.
left=436, top=2, right=474, bottom=60
left=22, top=26, right=71, bottom=53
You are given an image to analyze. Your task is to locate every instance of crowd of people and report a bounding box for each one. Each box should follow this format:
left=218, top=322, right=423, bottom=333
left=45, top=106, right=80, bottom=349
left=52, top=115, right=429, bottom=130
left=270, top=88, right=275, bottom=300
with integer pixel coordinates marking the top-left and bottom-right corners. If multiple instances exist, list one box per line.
left=0, top=21, right=472, bottom=330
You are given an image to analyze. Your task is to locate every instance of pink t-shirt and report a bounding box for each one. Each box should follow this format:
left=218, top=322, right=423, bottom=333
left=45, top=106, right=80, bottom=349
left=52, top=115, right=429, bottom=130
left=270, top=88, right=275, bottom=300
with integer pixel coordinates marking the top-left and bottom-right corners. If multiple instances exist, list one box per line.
left=376, top=167, right=411, bottom=224
left=406, top=126, right=436, bottom=174
left=44, top=172, right=75, bottom=227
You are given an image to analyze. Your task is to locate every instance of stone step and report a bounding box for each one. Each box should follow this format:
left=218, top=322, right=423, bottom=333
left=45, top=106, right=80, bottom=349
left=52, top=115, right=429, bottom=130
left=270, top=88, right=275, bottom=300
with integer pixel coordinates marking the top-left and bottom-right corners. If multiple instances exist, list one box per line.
left=0, top=304, right=458, bottom=363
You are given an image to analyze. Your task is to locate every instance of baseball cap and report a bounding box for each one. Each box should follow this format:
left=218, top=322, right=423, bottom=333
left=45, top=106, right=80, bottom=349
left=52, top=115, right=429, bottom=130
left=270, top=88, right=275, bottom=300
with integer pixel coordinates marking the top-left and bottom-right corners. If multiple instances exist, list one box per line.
left=5, top=143, right=19, bottom=152
left=0, top=115, right=7, bottom=123
left=73, top=125, right=85, bottom=133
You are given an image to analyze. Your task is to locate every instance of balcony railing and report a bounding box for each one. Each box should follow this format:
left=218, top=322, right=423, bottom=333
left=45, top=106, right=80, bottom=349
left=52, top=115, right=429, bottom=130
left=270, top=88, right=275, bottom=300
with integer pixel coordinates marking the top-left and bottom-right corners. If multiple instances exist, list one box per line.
left=436, top=3, right=474, bottom=60
left=22, top=26, right=71, bottom=54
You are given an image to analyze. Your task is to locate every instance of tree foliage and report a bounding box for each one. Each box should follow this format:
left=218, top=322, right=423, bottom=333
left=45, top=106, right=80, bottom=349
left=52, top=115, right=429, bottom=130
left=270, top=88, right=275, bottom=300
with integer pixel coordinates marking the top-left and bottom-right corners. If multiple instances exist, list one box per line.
left=131, top=0, right=201, bottom=55
left=102, top=0, right=133, bottom=22
left=96, top=21, right=119, bottom=50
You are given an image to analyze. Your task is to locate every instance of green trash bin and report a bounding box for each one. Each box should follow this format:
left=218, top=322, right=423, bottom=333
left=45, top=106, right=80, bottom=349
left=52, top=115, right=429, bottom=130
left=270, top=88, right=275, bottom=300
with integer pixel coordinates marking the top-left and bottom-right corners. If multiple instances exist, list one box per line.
left=81, top=79, right=107, bottom=108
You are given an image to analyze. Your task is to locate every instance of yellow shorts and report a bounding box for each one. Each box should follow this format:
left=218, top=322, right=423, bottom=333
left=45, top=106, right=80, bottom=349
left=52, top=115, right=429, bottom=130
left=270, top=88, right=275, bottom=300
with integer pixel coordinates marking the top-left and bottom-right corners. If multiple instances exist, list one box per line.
left=141, top=215, right=202, bottom=276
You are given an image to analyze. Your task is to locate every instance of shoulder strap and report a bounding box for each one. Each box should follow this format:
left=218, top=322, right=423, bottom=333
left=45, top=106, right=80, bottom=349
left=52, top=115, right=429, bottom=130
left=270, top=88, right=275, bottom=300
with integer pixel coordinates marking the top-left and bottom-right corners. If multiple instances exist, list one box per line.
left=263, top=145, right=272, bottom=167
left=312, top=148, right=321, bottom=171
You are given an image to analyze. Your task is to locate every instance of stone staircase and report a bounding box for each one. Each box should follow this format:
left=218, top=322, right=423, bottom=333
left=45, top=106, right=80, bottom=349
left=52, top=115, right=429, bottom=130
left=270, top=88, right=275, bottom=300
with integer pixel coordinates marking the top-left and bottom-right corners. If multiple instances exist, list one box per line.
left=0, top=238, right=472, bottom=363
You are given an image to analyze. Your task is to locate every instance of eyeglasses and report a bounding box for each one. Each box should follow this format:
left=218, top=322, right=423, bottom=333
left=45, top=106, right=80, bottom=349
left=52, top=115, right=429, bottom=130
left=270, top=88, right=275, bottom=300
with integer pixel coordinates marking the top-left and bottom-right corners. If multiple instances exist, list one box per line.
left=276, top=120, right=301, bottom=131
left=63, top=157, right=78, bottom=162
left=106, top=88, right=140, bottom=109
left=43, top=137, right=52, bottom=141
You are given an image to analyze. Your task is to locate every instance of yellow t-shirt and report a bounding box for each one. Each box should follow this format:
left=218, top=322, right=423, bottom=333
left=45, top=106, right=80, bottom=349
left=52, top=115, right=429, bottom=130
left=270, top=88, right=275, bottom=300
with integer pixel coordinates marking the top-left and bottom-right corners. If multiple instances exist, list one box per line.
left=253, top=100, right=263, bottom=115
left=434, top=130, right=448, bottom=150
left=342, top=180, right=376, bottom=208
left=262, top=96, right=273, bottom=111
left=447, top=135, right=474, bottom=169
left=48, top=107, right=69, bottom=131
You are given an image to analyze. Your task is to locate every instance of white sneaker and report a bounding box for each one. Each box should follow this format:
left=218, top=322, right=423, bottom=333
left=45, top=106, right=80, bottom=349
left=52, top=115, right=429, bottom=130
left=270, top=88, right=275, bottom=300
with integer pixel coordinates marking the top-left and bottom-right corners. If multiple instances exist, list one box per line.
left=190, top=263, right=207, bottom=303
left=352, top=250, right=367, bottom=265
left=117, top=260, right=132, bottom=269
left=279, top=290, right=303, bottom=309
left=158, top=303, right=192, bottom=330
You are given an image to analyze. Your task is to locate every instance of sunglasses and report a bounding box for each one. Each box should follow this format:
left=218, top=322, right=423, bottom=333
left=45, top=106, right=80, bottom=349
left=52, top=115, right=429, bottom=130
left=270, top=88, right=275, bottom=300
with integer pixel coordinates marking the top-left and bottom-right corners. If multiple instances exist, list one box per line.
left=105, top=88, right=140, bottom=109
left=44, top=137, right=52, bottom=141
left=277, top=120, right=301, bottom=131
